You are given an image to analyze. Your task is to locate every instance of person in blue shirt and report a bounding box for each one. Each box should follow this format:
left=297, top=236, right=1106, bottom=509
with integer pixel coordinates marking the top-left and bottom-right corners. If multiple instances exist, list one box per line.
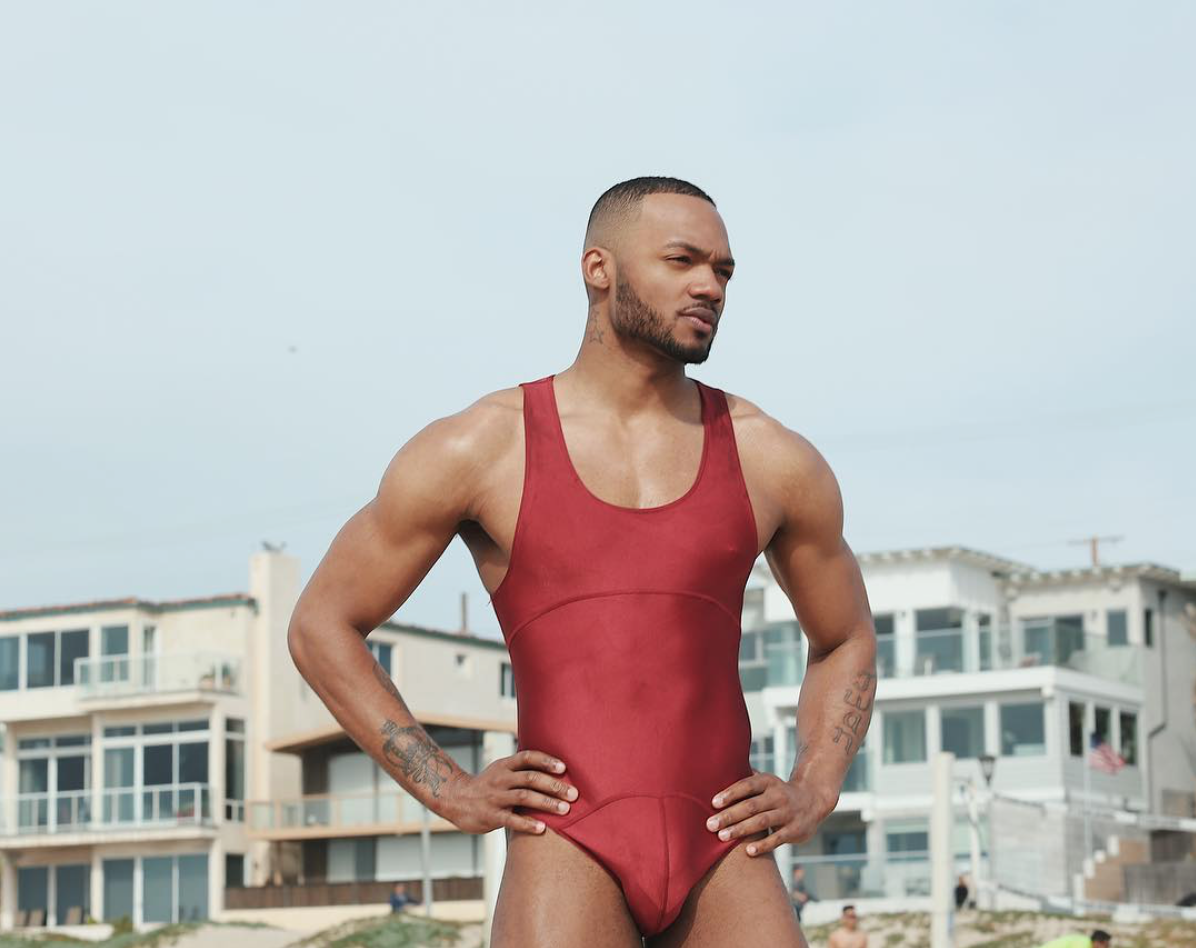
left=389, top=881, right=420, bottom=913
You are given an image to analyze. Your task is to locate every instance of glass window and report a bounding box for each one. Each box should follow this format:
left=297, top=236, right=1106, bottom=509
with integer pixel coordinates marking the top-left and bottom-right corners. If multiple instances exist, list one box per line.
left=941, top=707, right=985, bottom=759
left=225, top=854, right=245, bottom=888
left=225, top=738, right=245, bottom=802
left=763, top=622, right=803, bottom=687
left=883, top=710, right=927, bottom=764
left=102, top=858, right=134, bottom=923
left=915, top=608, right=964, bottom=631
left=103, top=726, right=136, bottom=738
left=226, top=718, right=245, bottom=734
left=915, top=608, right=964, bottom=675
left=179, top=742, right=209, bottom=785
left=59, top=630, right=89, bottom=686
left=1106, top=610, right=1128, bottom=646
left=978, top=613, right=994, bottom=671
left=143, top=856, right=174, bottom=923
left=57, top=755, right=86, bottom=792
left=144, top=745, right=174, bottom=785
left=1000, top=703, right=1045, bottom=756
left=874, top=614, right=895, bottom=678
left=886, top=819, right=929, bottom=860
left=178, top=719, right=208, bottom=732
left=100, top=625, right=129, bottom=683
left=749, top=735, right=775, bottom=774
left=500, top=661, right=516, bottom=698
left=17, top=865, right=49, bottom=918
left=1094, top=706, right=1111, bottom=746
left=55, top=864, right=90, bottom=925
left=19, top=758, right=49, bottom=794
left=1119, top=711, right=1138, bottom=766
left=0, top=635, right=19, bottom=690
left=1143, top=608, right=1154, bottom=647
left=144, top=722, right=173, bottom=734
left=739, top=629, right=760, bottom=661
left=177, top=854, right=209, bottom=921
left=1069, top=701, right=1085, bottom=757
left=27, top=632, right=56, bottom=688
left=369, top=640, right=393, bottom=676
left=104, top=747, right=135, bottom=823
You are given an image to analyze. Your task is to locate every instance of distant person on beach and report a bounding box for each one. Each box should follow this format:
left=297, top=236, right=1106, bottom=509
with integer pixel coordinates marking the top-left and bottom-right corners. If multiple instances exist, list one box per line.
left=1037, top=931, right=1111, bottom=948
left=954, top=873, right=969, bottom=909
left=827, top=904, right=867, bottom=948
left=389, top=881, right=419, bottom=912
left=791, top=864, right=816, bottom=922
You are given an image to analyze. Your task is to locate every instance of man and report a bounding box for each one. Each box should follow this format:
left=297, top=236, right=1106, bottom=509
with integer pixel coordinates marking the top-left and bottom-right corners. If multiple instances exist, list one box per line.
left=1038, top=932, right=1112, bottom=948
left=827, top=905, right=867, bottom=948
left=791, top=864, right=816, bottom=922
left=389, top=881, right=419, bottom=913
left=954, top=873, right=969, bottom=910
left=288, top=176, right=877, bottom=948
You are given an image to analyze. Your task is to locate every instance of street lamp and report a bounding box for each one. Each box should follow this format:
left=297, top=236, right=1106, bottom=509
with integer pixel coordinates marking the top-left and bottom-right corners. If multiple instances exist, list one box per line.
left=973, top=755, right=997, bottom=909
left=979, top=754, right=996, bottom=788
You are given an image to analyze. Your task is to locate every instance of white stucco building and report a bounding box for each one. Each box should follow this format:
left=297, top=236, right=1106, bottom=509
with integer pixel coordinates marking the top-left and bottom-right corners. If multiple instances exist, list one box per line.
left=742, top=546, right=1196, bottom=913
left=0, top=550, right=516, bottom=932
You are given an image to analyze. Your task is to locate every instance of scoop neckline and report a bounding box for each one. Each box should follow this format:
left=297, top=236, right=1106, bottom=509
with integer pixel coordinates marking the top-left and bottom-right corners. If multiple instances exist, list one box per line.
left=545, top=373, right=712, bottom=513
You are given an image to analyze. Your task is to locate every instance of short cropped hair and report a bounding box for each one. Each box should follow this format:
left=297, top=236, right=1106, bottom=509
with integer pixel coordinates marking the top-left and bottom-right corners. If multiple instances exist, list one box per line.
left=1091, top=931, right=1111, bottom=944
left=585, top=176, right=716, bottom=249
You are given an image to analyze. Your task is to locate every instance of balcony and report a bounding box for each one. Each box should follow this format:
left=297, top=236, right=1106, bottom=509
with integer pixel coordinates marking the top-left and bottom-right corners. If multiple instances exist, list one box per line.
left=876, top=626, right=1141, bottom=686
left=75, top=652, right=242, bottom=701
left=248, top=790, right=455, bottom=841
left=4, top=783, right=214, bottom=837
left=796, top=851, right=977, bottom=901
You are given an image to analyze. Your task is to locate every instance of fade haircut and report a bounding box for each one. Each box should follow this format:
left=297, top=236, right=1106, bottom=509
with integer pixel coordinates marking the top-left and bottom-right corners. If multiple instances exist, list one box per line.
left=585, top=176, right=716, bottom=251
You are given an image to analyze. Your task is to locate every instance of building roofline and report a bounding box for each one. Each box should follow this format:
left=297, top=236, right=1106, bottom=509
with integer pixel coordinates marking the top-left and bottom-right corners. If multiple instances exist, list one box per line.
left=0, top=594, right=258, bottom=623
left=1003, top=562, right=1196, bottom=590
left=377, top=618, right=507, bottom=651
left=853, top=545, right=1036, bottom=574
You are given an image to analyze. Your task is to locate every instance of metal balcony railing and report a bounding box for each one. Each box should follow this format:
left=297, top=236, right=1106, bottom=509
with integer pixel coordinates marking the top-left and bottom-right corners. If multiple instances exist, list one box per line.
left=6, top=783, right=213, bottom=836
left=249, top=790, right=435, bottom=834
left=75, top=652, right=242, bottom=699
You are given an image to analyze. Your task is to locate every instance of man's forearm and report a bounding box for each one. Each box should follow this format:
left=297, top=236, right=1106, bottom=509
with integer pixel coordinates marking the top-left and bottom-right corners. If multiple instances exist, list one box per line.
left=789, top=626, right=876, bottom=792
left=288, top=621, right=467, bottom=815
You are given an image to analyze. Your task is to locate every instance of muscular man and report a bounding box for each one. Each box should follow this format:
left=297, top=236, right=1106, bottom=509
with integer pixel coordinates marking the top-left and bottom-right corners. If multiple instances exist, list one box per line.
left=827, top=905, right=868, bottom=948
left=287, top=176, right=877, bottom=947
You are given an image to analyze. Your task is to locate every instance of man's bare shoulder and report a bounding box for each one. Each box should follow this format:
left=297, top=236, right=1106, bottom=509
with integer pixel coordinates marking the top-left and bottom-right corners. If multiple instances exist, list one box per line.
left=723, top=389, right=829, bottom=486
left=408, top=385, right=523, bottom=464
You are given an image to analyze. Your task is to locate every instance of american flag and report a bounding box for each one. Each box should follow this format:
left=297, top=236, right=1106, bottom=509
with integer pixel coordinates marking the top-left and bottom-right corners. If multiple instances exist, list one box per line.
left=1088, top=734, right=1125, bottom=774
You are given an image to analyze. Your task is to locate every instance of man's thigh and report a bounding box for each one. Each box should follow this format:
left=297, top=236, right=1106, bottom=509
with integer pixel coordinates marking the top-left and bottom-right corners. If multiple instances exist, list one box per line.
left=491, top=825, right=644, bottom=948
left=647, top=830, right=808, bottom=948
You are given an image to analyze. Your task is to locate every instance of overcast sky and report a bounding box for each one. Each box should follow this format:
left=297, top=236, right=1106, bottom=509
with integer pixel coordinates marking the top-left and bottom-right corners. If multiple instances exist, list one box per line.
left=2, top=2, right=1193, bottom=639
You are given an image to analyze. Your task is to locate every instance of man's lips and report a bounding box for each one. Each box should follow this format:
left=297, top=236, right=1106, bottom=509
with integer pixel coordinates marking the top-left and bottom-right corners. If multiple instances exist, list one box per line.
left=679, top=307, right=717, bottom=329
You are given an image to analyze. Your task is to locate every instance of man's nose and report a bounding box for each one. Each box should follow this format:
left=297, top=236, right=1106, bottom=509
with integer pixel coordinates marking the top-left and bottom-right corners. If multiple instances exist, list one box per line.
left=689, top=267, right=723, bottom=304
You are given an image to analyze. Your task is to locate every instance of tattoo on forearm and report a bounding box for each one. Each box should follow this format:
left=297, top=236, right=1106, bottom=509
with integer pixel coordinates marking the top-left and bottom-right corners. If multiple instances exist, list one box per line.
left=832, top=669, right=876, bottom=757
left=372, top=658, right=459, bottom=797
left=585, top=304, right=605, bottom=344
left=379, top=719, right=459, bottom=798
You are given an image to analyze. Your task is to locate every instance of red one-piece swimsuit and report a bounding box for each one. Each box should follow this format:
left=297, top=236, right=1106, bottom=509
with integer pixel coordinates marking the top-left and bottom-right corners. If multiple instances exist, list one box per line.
left=490, top=373, right=760, bottom=938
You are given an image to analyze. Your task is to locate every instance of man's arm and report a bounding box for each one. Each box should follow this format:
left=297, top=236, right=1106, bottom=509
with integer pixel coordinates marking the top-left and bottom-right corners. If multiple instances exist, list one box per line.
left=287, top=395, right=574, bottom=836
left=707, top=408, right=876, bottom=856
left=765, top=429, right=876, bottom=812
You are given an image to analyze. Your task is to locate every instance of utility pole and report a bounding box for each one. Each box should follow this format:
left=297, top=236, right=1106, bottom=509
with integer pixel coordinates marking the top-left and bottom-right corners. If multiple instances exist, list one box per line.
left=1068, top=535, right=1123, bottom=567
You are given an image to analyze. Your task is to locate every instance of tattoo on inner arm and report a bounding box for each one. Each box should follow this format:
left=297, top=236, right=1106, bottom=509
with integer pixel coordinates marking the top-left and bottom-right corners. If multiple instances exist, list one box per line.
left=372, top=658, right=459, bottom=798
left=832, top=669, right=876, bottom=757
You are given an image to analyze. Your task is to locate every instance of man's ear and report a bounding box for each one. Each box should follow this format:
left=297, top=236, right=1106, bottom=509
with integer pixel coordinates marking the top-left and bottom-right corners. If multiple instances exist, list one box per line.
left=581, top=247, right=613, bottom=292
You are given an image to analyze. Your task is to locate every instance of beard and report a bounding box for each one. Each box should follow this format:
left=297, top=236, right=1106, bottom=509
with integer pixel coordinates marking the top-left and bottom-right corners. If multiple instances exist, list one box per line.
left=611, top=275, right=714, bottom=365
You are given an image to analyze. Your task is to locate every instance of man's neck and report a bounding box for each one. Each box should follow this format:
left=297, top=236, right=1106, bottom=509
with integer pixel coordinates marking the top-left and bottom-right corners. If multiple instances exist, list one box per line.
left=562, top=316, right=696, bottom=419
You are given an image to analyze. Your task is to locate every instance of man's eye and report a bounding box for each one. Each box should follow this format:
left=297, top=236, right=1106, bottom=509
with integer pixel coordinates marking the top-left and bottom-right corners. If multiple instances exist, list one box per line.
left=668, top=256, right=690, bottom=264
